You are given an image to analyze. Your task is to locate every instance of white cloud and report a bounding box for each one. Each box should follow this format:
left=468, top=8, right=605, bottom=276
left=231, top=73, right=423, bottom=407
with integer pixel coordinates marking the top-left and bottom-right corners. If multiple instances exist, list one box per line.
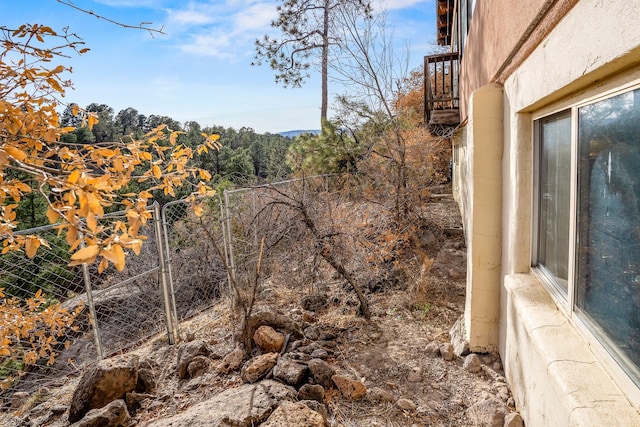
left=233, top=3, right=277, bottom=32
left=171, top=1, right=275, bottom=59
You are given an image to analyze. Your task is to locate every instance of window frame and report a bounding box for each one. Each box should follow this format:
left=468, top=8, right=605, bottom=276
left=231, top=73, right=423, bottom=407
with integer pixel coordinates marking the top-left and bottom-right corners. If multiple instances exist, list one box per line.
left=531, top=79, right=640, bottom=402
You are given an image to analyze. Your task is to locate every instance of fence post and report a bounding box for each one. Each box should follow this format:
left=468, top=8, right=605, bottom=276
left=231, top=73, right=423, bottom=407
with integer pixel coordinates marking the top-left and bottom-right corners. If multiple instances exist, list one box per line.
left=160, top=203, right=180, bottom=336
left=78, top=232, right=104, bottom=360
left=223, top=189, right=237, bottom=307
left=154, top=202, right=176, bottom=345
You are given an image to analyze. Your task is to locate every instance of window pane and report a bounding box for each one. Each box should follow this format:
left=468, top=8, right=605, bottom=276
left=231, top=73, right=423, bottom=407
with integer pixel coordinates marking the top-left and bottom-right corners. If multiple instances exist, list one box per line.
left=577, top=88, right=640, bottom=377
left=537, top=112, right=571, bottom=294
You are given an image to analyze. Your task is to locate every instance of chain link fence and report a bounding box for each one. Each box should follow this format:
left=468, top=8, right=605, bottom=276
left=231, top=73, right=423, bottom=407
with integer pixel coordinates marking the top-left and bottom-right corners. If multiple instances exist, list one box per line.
left=0, top=203, right=185, bottom=409
left=0, top=176, right=334, bottom=410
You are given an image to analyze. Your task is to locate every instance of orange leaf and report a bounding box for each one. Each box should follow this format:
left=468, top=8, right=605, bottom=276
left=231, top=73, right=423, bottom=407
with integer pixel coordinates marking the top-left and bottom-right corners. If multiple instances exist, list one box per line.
left=25, top=236, right=40, bottom=258
left=5, top=146, right=27, bottom=161
left=69, top=244, right=100, bottom=266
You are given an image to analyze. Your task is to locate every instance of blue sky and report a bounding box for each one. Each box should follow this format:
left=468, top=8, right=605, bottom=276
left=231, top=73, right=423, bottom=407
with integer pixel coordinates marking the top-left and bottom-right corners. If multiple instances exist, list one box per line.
left=3, top=0, right=436, bottom=133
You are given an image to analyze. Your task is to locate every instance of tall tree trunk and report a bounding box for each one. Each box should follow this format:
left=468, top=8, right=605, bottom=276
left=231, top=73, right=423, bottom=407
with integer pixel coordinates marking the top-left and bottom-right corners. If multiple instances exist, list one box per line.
left=321, top=0, right=329, bottom=124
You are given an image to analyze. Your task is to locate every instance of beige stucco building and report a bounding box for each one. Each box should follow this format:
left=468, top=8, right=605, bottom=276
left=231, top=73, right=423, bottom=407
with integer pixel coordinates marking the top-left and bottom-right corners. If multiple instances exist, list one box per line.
left=426, top=0, right=640, bottom=425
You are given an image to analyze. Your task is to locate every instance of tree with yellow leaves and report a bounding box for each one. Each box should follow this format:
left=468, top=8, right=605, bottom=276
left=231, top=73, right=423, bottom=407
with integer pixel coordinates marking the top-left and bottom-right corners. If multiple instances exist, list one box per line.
left=0, top=23, right=218, bottom=387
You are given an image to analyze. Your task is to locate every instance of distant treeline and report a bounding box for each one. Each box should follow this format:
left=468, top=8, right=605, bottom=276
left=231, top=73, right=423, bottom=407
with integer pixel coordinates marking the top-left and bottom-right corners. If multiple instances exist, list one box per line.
left=60, top=103, right=295, bottom=186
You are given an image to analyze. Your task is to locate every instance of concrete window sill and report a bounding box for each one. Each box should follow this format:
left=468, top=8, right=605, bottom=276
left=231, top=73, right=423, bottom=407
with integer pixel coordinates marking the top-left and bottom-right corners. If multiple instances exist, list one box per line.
left=503, top=274, right=640, bottom=426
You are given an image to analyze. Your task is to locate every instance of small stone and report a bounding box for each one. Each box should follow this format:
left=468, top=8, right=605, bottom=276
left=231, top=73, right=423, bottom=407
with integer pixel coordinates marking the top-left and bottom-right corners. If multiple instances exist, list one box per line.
left=261, top=401, right=325, bottom=427
left=332, top=374, right=367, bottom=400
left=241, top=352, right=278, bottom=383
left=300, top=400, right=328, bottom=422
left=308, top=358, right=336, bottom=389
left=125, top=391, right=154, bottom=409
left=467, top=398, right=508, bottom=427
left=493, top=361, right=503, bottom=371
left=407, top=366, right=423, bottom=382
left=310, top=348, right=329, bottom=359
left=441, top=343, right=454, bottom=361
left=450, top=318, right=470, bottom=356
left=396, top=398, right=417, bottom=412
left=216, top=349, right=244, bottom=374
left=463, top=354, right=482, bottom=374
left=368, top=387, right=395, bottom=403
left=253, top=325, right=285, bottom=353
left=504, top=412, right=524, bottom=427
left=75, top=399, right=130, bottom=427
left=187, top=355, right=211, bottom=378
left=10, top=391, right=29, bottom=409
left=297, top=384, right=325, bottom=402
left=425, top=341, right=441, bottom=357
left=272, top=356, right=308, bottom=387
left=481, top=355, right=493, bottom=365
left=176, top=340, right=210, bottom=379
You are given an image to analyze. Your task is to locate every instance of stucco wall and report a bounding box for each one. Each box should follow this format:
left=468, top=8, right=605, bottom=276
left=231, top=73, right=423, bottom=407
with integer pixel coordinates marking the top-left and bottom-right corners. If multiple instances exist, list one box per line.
left=459, top=0, right=580, bottom=119
left=453, top=0, right=640, bottom=424
left=499, top=0, right=640, bottom=423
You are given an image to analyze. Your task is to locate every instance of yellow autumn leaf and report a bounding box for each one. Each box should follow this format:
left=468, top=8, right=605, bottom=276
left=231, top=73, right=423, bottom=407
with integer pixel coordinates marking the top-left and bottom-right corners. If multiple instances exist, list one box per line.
left=5, top=146, right=28, bottom=161
left=25, top=236, right=40, bottom=259
left=152, top=165, right=162, bottom=179
left=65, top=226, right=78, bottom=247
left=101, top=244, right=126, bottom=272
left=193, top=204, right=204, bottom=217
left=86, top=212, right=97, bottom=232
left=69, top=244, right=100, bottom=266
left=87, top=114, right=99, bottom=130
left=68, top=169, right=81, bottom=184
left=72, top=104, right=79, bottom=116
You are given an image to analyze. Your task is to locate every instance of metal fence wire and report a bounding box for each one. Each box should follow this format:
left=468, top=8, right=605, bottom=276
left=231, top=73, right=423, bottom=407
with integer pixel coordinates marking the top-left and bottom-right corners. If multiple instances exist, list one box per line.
left=0, top=176, right=333, bottom=411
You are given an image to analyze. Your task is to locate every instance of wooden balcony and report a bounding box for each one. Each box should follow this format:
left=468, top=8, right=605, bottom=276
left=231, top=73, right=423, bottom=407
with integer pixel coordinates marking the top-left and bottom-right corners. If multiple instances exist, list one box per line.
left=424, top=52, right=460, bottom=129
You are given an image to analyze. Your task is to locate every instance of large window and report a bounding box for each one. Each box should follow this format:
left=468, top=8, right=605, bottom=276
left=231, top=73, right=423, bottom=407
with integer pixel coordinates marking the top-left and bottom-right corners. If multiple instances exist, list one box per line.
left=535, top=86, right=640, bottom=385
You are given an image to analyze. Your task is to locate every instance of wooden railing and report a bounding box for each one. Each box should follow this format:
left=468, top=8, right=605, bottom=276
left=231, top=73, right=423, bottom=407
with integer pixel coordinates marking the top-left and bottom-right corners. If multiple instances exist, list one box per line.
left=424, top=52, right=460, bottom=125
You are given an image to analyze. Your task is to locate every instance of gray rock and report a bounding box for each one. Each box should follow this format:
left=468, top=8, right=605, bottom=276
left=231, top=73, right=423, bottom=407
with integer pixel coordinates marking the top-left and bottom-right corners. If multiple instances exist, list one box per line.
left=504, top=412, right=524, bottom=427
left=145, top=380, right=295, bottom=427
left=241, top=352, right=278, bottom=383
left=467, top=398, right=509, bottom=427
left=261, top=401, right=325, bottom=427
left=307, top=358, right=336, bottom=389
left=450, top=318, right=470, bottom=357
left=304, top=325, right=341, bottom=341
left=464, top=354, right=482, bottom=374
left=310, top=348, right=329, bottom=359
left=300, top=400, right=328, bottom=422
left=68, top=354, right=139, bottom=423
left=272, top=356, right=308, bottom=387
left=73, top=399, right=130, bottom=427
left=187, top=355, right=211, bottom=378
left=297, top=384, right=325, bottom=402
left=176, top=340, right=210, bottom=379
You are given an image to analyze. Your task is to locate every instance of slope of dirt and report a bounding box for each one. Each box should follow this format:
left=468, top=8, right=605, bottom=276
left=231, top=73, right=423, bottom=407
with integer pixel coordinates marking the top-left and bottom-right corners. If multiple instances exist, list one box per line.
left=2, top=192, right=516, bottom=427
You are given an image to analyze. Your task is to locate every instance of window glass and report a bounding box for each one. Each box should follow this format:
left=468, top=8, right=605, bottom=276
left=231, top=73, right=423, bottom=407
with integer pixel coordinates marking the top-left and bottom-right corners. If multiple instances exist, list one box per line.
left=537, top=112, right=571, bottom=294
left=576, top=88, right=640, bottom=377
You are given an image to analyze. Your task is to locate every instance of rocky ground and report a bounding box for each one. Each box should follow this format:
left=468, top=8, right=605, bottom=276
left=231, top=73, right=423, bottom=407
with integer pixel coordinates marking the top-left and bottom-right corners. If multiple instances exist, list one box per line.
left=2, top=193, right=524, bottom=427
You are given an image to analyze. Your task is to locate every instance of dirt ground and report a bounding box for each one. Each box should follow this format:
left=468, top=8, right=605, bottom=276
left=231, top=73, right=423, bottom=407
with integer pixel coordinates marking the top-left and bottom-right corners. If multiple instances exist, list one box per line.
left=3, top=190, right=515, bottom=427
